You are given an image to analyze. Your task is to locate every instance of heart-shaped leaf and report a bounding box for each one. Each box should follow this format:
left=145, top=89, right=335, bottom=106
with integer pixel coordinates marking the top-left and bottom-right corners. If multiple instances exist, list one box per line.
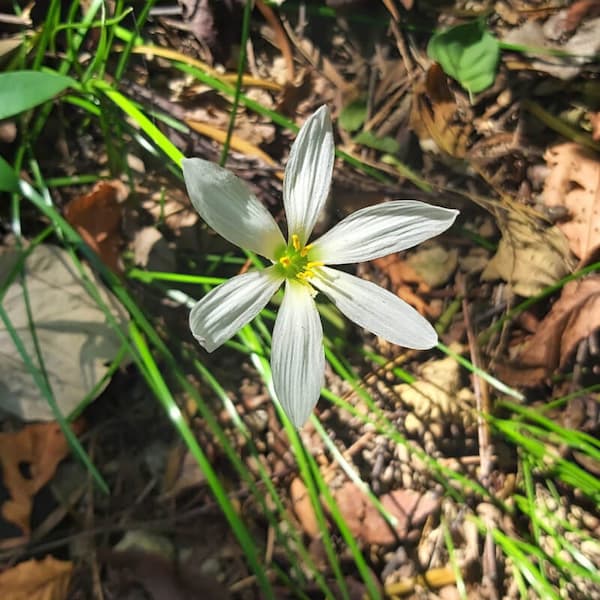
left=427, top=20, right=499, bottom=94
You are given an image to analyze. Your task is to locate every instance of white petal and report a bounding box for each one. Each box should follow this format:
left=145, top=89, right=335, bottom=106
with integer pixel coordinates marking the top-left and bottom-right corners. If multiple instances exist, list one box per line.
left=183, top=158, right=285, bottom=260
left=311, top=200, right=459, bottom=264
left=190, top=267, right=283, bottom=352
left=310, top=267, right=437, bottom=349
left=283, top=105, right=334, bottom=245
left=271, top=281, right=324, bottom=428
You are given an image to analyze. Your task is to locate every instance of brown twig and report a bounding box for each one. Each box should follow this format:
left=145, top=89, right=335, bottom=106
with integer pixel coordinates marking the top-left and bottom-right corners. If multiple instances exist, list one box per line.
left=256, top=0, right=295, bottom=82
left=462, top=294, right=498, bottom=599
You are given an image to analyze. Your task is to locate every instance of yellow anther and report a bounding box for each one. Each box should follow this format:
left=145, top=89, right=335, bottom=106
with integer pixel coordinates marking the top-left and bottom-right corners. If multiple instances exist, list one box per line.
left=300, top=243, right=313, bottom=257
left=291, top=234, right=301, bottom=251
left=279, top=256, right=291, bottom=267
left=306, top=261, right=323, bottom=269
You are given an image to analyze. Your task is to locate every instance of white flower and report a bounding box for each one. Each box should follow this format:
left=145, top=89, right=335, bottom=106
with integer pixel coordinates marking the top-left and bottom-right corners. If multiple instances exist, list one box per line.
left=182, top=106, right=458, bottom=428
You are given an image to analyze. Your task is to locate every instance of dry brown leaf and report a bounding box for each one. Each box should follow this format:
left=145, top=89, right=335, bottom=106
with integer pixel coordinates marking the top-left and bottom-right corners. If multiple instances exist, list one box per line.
left=63, top=180, right=128, bottom=273
left=333, top=482, right=440, bottom=546
left=410, top=64, right=471, bottom=159
left=372, top=255, right=431, bottom=316
left=543, top=143, right=600, bottom=263
left=0, top=422, right=83, bottom=538
left=0, top=556, right=72, bottom=600
left=498, top=276, right=600, bottom=386
left=481, top=209, right=576, bottom=297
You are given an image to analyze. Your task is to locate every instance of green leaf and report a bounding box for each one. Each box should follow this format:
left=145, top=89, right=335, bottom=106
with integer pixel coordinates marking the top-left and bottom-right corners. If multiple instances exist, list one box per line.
left=0, top=155, right=20, bottom=192
left=339, top=98, right=367, bottom=132
left=427, top=20, right=500, bottom=94
left=0, top=70, right=76, bottom=119
left=354, top=130, right=401, bottom=154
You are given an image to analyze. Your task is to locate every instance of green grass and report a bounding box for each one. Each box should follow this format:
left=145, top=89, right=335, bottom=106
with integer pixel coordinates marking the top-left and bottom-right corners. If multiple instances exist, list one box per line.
left=1, top=0, right=599, bottom=597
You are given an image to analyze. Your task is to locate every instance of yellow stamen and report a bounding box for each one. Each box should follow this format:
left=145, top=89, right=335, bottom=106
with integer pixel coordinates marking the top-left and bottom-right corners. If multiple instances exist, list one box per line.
left=306, top=261, right=323, bottom=269
left=300, top=243, right=313, bottom=257
left=291, top=234, right=301, bottom=251
left=279, top=256, right=291, bottom=267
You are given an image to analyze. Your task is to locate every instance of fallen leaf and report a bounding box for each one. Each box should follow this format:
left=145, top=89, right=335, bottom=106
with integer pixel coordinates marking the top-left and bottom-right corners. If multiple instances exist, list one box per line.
left=372, top=255, right=431, bottom=316
left=542, top=143, right=600, bottom=263
left=410, top=64, right=471, bottom=159
left=406, top=243, right=458, bottom=288
left=498, top=276, right=600, bottom=386
left=0, top=556, right=72, bottom=600
left=394, top=354, right=475, bottom=429
left=0, top=244, right=128, bottom=420
left=132, top=226, right=176, bottom=272
left=503, top=18, right=600, bottom=79
left=481, top=209, right=576, bottom=297
left=0, top=422, right=83, bottom=539
left=333, top=482, right=440, bottom=545
left=64, top=180, right=128, bottom=273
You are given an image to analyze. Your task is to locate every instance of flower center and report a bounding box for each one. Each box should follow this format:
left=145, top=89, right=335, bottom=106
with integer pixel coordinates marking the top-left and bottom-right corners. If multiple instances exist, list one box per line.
left=275, top=234, right=323, bottom=281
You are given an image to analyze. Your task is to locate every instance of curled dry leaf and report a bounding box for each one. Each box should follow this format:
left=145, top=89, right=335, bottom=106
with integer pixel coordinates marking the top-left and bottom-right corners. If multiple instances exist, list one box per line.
left=410, top=64, right=471, bottom=159
left=63, top=179, right=128, bottom=273
left=0, top=556, right=72, bottom=600
left=542, top=143, right=600, bottom=263
left=333, top=482, right=440, bottom=546
left=498, top=276, right=600, bottom=386
left=481, top=208, right=576, bottom=297
left=0, top=421, right=83, bottom=539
